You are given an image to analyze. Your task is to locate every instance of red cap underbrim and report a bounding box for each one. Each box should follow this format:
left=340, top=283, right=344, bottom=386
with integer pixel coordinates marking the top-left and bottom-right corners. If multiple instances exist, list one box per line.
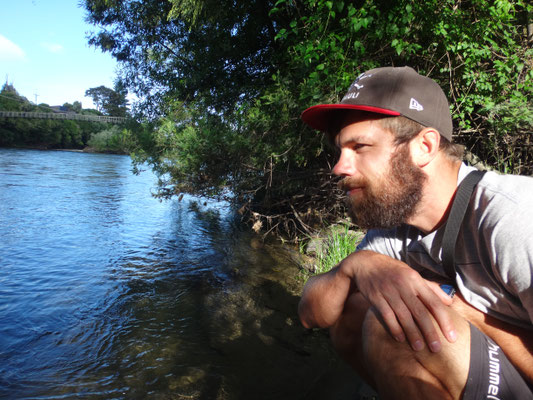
left=301, top=104, right=400, bottom=132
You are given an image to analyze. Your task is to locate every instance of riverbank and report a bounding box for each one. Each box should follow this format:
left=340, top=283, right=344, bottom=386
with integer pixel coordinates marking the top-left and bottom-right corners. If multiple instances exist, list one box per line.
left=80, top=145, right=128, bottom=155
left=1, top=144, right=128, bottom=155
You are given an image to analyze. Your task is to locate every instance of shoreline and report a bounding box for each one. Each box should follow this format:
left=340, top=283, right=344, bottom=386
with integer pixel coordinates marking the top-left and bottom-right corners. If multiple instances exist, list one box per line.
left=1, top=145, right=128, bottom=155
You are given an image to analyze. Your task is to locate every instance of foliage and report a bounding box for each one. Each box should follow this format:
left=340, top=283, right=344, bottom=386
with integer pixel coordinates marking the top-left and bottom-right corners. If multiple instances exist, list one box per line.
left=87, top=125, right=133, bottom=154
left=313, top=225, right=363, bottom=275
left=84, top=0, right=279, bottom=118
left=85, top=83, right=129, bottom=117
left=268, top=0, right=532, bottom=172
left=0, top=83, right=131, bottom=151
left=130, top=101, right=241, bottom=197
left=83, top=0, right=532, bottom=239
left=0, top=83, right=33, bottom=111
left=62, top=101, right=83, bottom=113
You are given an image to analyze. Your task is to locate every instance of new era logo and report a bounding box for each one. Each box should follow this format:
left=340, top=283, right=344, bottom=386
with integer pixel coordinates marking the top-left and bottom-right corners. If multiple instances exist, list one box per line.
left=409, top=98, right=424, bottom=111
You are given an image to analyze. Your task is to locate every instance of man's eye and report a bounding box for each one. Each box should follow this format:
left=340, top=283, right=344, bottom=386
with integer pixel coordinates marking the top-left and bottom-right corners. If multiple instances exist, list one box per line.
left=352, top=144, right=367, bottom=150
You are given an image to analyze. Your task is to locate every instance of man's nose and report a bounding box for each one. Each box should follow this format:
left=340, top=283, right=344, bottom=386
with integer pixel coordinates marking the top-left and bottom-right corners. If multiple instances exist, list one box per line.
left=332, top=150, right=356, bottom=177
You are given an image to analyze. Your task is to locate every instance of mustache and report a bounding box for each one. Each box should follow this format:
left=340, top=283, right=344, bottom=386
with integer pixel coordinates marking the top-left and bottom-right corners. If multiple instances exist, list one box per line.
left=338, top=176, right=367, bottom=192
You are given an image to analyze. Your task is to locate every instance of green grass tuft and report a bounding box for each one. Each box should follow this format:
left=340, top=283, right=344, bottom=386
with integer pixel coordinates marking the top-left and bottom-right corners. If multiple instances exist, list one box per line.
left=314, top=225, right=363, bottom=275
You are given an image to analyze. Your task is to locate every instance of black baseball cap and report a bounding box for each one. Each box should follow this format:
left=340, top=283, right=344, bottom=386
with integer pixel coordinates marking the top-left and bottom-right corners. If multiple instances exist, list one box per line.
left=301, top=66, right=453, bottom=141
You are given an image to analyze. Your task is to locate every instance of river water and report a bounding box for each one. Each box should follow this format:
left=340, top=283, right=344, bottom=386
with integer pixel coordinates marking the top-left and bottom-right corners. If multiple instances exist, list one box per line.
left=0, top=148, right=360, bottom=399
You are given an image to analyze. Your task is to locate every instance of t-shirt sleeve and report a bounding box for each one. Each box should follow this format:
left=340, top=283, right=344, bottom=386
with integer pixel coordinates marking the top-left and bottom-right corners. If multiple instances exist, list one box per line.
left=356, top=227, right=405, bottom=261
left=476, top=176, right=533, bottom=325
left=486, top=198, right=533, bottom=325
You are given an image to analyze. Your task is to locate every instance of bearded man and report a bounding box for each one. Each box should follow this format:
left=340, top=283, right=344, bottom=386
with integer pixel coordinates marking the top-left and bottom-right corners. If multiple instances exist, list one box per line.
left=298, top=66, right=533, bottom=399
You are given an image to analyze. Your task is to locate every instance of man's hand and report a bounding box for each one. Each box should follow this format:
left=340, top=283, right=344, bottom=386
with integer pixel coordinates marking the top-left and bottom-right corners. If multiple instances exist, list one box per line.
left=340, top=250, right=457, bottom=353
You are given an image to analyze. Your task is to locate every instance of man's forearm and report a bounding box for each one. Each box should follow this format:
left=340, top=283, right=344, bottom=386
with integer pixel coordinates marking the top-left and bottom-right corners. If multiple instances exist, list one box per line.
left=298, top=250, right=403, bottom=329
left=298, top=265, right=353, bottom=329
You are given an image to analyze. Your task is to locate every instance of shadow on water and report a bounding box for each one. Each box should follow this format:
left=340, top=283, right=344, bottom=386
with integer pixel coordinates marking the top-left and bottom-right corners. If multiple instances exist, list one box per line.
left=68, top=203, right=363, bottom=400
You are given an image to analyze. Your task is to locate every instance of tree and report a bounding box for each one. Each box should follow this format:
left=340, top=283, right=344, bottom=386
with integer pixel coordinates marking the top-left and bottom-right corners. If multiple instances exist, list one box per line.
left=62, top=101, right=83, bottom=113
left=85, top=84, right=128, bottom=116
left=83, top=0, right=532, bottom=238
left=1, top=81, right=18, bottom=95
left=1, top=82, right=33, bottom=111
left=84, top=0, right=281, bottom=117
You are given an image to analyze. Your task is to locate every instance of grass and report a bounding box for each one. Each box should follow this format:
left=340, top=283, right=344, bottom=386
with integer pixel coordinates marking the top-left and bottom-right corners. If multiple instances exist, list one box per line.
left=314, top=225, right=363, bottom=275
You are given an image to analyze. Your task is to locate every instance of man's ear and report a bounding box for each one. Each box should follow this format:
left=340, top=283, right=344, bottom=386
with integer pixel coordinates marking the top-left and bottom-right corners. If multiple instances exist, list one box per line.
left=409, top=128, right=440, bottom=167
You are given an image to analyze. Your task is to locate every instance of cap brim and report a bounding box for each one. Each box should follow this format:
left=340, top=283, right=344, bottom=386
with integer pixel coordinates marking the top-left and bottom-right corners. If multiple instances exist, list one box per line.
left=301, top=104, right=400, bottom=132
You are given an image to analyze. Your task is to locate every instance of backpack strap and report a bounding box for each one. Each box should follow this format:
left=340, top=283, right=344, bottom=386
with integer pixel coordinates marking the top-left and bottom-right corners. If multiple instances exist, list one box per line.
left=441, top=170, right=486, bottom=280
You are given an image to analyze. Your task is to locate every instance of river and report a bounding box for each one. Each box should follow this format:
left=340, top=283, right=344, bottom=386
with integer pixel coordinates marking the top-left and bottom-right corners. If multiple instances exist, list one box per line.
left=0, top=148, right=361, bottom=399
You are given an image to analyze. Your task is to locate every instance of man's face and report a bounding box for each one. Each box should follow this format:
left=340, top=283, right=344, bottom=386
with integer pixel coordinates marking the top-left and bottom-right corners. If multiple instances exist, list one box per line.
left=333, top=116, right=426, bottom=229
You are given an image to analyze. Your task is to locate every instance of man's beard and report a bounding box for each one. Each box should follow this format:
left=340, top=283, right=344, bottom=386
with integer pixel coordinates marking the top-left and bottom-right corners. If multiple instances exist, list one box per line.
left=339, top=144, right=426, bottom=229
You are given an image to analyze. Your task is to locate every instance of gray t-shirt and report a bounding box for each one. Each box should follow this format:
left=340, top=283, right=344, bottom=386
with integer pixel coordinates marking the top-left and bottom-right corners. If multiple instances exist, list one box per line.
left=357, top=163, right=533, bottom=329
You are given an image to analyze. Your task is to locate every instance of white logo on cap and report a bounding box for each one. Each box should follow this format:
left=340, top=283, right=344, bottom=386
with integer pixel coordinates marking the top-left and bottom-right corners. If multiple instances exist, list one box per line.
left=342, top=73, right=373, bottom=102
left=409, top=98, right=424, bottom=111
left=343, top=92, right=360, bottom=100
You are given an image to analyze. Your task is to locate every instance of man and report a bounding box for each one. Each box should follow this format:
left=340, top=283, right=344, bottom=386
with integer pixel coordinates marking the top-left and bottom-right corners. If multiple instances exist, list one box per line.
left=298, top=66, right=533, bottom=399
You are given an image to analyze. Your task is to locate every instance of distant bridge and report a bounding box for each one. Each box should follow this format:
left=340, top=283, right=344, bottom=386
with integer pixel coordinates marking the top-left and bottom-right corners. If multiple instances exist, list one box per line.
left=0, top=111, right=127, bottom=124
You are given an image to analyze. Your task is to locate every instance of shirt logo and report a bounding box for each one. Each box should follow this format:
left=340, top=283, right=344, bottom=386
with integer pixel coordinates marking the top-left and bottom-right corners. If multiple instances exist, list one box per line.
left=410, top=98, right=424, bottom=111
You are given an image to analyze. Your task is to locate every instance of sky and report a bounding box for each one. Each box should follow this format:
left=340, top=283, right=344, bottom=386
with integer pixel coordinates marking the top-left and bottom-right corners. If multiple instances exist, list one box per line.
left=0, top=0, right=119, bottom=109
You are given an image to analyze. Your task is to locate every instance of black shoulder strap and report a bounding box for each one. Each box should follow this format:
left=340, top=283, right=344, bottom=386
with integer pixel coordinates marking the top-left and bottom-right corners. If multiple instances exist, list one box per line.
left=441, top=170, right=486, bottom=280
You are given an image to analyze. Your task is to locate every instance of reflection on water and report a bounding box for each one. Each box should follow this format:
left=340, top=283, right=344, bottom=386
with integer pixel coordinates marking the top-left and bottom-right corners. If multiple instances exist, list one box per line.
left=0, top=148, right=360, bottom=399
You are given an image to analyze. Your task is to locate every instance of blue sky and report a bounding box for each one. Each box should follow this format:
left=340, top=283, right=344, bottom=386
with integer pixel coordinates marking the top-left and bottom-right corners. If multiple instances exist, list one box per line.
left=0, top=0, right=119, bottom=109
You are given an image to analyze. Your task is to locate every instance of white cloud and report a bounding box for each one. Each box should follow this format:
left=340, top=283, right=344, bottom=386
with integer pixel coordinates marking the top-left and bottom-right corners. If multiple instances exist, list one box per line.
left=0, top=34, right=26, bottom=61
left=41, top=42, right=64, bottom=54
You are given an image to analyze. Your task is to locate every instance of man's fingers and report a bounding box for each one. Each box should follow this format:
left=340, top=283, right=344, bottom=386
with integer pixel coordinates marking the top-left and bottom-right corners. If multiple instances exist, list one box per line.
left=377, top=292, right=427, bottom=350
left=369, top=280, right=433, bottom=351
left=384, top=290, right=437, bottom=352
left=372, top=297, right=405, bottom=343
left=402, top=295, right=443, bottom=352
left=426, top=280, right=454, bottom=306
left=389, top=282, right=456, bottom=352
left=421, top=286, right=458, bottom=344
left=356, top=260, right=458, bottom=352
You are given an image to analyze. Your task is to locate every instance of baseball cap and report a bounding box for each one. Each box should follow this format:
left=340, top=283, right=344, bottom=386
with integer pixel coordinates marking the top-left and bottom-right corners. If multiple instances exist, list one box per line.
left=301, top=66, right=453, bottom=141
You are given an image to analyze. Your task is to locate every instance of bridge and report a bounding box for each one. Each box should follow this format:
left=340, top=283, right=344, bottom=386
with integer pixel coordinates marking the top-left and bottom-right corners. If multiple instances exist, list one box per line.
left=0, top=111, right=127, bottom=124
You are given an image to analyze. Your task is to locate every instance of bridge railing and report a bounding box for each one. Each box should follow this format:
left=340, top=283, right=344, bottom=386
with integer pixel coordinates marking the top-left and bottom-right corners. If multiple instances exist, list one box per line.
left=0, top=111, right=127, bottom=124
